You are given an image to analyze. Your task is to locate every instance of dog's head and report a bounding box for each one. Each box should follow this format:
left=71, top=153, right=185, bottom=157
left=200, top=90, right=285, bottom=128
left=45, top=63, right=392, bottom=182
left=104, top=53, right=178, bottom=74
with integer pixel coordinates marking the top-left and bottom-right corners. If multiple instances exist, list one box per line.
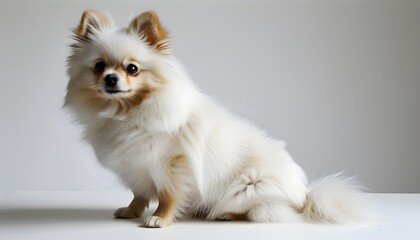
left=66, top=11, right=171, bottom=120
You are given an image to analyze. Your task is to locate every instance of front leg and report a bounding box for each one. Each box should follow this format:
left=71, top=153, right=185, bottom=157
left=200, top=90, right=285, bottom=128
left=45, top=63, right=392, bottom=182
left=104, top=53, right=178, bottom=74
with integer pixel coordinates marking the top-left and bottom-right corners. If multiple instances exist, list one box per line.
left=114, top=196, right=149, bottom=219
left=144, top=155, right=190, bottom=228
left=144, top=190, right=177, bottom=228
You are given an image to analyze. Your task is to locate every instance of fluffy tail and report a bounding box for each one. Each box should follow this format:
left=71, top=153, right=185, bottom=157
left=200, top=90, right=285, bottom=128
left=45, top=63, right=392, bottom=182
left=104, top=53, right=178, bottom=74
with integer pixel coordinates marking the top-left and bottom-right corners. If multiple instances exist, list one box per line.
left=301, top=173, right=367, bottom=223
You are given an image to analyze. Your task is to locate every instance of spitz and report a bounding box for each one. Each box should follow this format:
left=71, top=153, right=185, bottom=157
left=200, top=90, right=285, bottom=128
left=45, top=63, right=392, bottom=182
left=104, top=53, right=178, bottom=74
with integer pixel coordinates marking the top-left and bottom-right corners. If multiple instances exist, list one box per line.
left=65, top=10, right=363, bottom=227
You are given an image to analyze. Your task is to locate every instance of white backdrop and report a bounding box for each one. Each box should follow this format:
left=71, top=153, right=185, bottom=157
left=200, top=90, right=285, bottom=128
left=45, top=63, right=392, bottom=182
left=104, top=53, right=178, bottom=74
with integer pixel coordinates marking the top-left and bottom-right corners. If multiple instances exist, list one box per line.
left=0, top=0, right=419, bottom=198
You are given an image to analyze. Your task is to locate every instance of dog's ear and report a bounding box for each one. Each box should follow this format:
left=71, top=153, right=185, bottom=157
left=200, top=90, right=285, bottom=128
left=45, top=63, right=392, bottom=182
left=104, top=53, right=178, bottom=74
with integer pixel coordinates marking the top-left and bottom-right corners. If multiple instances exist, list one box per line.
left=128, top=11, right=169, bottom=52
left=75, top=10, right=114, bottom=41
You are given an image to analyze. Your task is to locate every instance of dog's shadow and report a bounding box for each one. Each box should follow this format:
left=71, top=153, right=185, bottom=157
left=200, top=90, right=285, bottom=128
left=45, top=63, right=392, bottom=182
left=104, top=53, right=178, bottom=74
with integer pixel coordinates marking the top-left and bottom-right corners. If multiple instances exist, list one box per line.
left=0, top=207, right=239, bottom=229
left=0, top=207, right=157, bottom=228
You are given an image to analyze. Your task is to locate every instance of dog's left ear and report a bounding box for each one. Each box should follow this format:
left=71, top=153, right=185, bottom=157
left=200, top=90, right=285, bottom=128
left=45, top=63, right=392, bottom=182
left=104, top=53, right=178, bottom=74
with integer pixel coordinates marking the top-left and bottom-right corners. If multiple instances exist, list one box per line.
left=128, top=11, right=169, bottom=51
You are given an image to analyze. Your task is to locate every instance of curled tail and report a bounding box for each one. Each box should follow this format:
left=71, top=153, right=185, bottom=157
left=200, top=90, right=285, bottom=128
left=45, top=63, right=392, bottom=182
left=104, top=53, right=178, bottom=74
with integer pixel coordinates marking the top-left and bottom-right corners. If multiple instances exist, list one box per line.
left=302, top=173, right=366, bottom=223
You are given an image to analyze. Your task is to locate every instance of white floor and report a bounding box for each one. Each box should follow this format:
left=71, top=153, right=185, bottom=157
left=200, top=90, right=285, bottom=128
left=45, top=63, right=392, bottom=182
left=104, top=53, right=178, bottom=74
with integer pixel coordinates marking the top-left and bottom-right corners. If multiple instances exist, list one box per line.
left=0, top=191, right=417, bottom=240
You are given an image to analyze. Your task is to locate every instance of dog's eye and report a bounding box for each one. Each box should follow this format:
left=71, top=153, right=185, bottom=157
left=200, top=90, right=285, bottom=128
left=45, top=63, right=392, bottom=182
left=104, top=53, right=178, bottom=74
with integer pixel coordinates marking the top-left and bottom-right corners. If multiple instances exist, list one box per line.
left=126, top=64, right=138, bottom=75
left=94, top=62, right=106, bottom=73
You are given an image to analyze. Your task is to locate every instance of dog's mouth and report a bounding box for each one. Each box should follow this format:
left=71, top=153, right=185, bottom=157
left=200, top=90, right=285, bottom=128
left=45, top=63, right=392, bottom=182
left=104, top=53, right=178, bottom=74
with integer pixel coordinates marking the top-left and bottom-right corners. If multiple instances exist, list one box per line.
left=97, top=89, right=132, bottom=96
left=105, top=89, right=132, bottom=94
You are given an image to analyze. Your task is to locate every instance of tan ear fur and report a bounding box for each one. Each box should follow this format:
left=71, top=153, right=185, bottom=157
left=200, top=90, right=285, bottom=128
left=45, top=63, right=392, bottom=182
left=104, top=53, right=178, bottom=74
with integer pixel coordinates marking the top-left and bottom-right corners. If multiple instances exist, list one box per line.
left=76, top=10, right=113, bottom=40
left=128, top=11, right=169, bottom=51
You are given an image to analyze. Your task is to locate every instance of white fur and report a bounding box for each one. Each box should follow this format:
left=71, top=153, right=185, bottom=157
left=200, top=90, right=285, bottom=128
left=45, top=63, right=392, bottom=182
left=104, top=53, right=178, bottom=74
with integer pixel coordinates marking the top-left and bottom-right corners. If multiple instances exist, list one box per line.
left=66, top=13, right=365, bottom=226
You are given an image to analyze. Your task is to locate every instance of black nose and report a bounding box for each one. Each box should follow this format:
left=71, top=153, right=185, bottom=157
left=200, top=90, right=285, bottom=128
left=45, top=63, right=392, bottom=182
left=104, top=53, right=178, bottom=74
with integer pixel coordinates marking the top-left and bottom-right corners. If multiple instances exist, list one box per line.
left=104, top=74, right=118, bottom=87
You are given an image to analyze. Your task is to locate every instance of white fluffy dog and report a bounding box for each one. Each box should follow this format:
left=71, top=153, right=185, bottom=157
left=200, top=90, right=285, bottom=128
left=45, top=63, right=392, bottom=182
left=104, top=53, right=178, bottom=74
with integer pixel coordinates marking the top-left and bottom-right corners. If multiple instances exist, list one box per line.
left=65, top=10, right=363, bottom=228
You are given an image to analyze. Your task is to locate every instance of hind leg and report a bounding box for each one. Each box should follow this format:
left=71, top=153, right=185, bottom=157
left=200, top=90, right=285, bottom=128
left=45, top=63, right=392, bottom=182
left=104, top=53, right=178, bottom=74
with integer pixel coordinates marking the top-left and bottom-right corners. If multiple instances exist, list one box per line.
left=213, top=169, right=304, bottom=222
left=216, top=212, right=249, bottom=221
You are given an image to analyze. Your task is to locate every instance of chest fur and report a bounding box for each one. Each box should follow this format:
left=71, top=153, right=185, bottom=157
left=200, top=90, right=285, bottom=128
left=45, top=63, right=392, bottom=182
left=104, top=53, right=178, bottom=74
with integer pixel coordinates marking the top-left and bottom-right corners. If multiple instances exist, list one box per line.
left=86, top=121, right=177, bottom=188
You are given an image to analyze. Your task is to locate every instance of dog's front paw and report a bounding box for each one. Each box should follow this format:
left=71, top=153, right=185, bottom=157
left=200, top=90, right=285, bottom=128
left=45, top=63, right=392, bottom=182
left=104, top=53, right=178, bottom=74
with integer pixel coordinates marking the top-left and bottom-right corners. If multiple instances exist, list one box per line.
left=144, top=216, right=172, bottom=228
left=114, top=207, right=139, bottom=219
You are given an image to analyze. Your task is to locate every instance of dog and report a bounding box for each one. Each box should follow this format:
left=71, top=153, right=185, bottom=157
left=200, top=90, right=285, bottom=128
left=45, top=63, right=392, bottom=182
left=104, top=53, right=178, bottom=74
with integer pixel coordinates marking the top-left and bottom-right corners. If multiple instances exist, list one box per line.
left=65, top=10, right=364, bottom=228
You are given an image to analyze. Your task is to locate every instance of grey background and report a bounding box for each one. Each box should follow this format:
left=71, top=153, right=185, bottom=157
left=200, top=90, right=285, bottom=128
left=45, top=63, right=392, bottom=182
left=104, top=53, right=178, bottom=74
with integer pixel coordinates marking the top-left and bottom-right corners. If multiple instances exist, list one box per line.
left=0, top=0, right=419, bottom=198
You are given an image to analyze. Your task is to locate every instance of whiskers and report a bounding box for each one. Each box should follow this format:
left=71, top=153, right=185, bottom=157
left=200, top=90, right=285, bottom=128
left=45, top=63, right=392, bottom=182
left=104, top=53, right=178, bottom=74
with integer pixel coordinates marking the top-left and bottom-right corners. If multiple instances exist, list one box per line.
left=86, top=82, right=99, bottom=91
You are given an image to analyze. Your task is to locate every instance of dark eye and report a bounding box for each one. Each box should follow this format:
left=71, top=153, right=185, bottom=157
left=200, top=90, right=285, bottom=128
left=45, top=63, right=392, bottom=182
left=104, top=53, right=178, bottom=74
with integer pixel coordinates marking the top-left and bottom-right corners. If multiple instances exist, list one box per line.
left=94, top=61, right=106, bottom=73
left=126, top=64, right=138, bottom=75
